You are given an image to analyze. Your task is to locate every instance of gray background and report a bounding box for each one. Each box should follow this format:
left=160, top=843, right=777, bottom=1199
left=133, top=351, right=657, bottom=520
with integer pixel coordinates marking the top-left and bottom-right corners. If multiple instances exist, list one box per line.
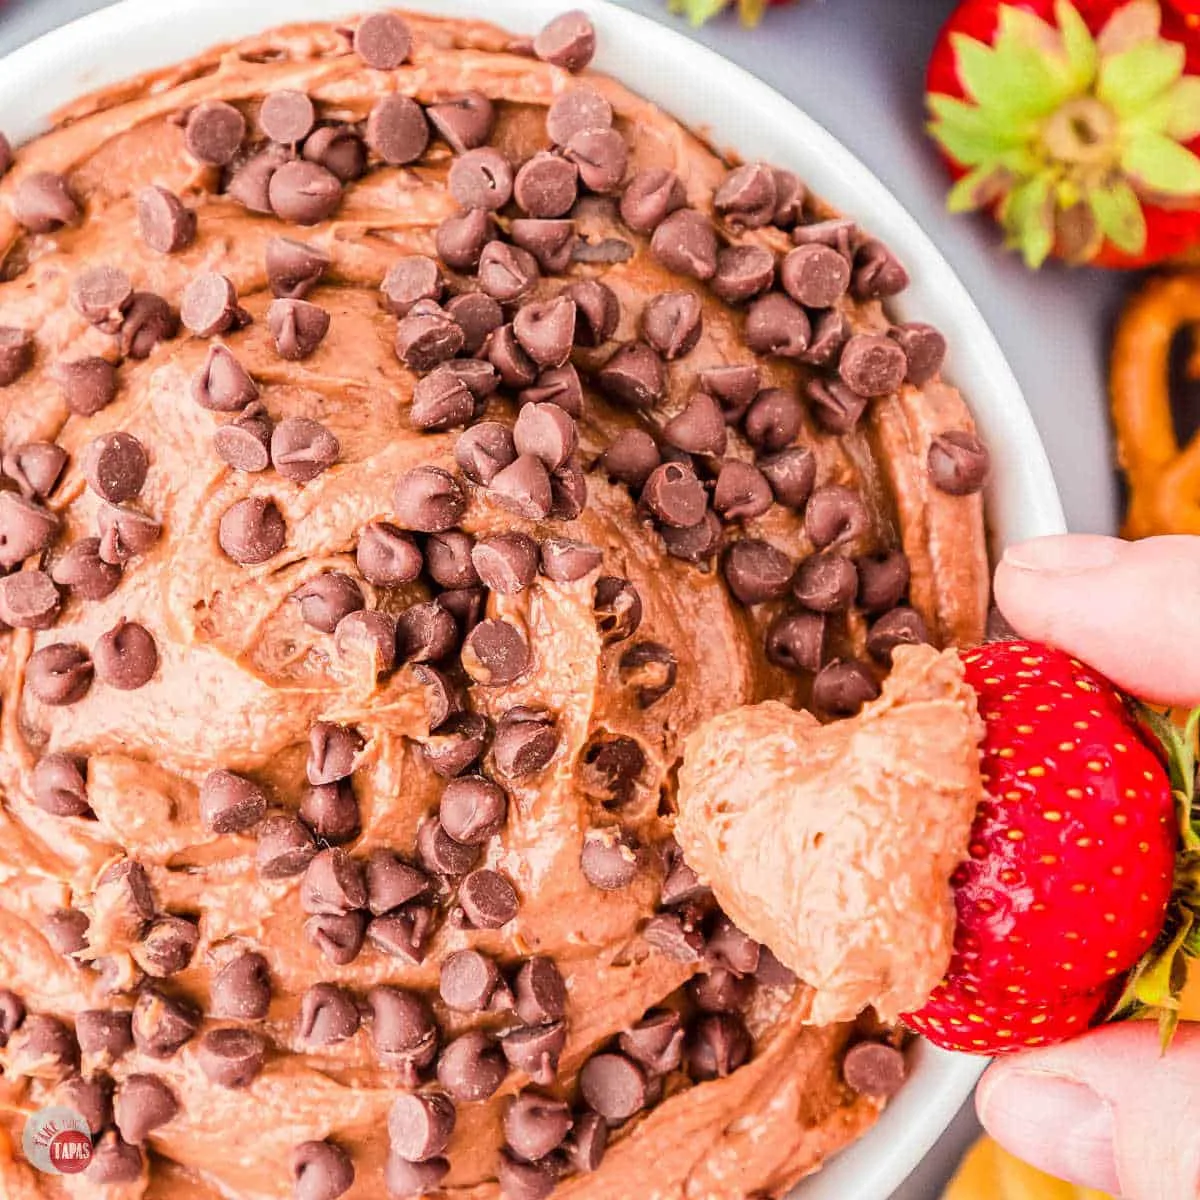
left=0, top=0, right=1132, bottom=1193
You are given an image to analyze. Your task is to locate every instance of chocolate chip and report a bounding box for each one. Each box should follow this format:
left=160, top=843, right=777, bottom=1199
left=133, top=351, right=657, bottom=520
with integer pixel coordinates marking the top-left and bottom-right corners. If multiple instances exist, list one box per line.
left=199, top=768, right=266, bottom=834
left=766, top=610, right=826, bottom=672
left=26, top=642, right=93, bottom=705
left=793, top=216, right=856, bottom=253
left=292, top=1140, right=355, bottom=1200
left=437, top=1031, right=507, bottom=1102
left=640, top=291, right=701, bottom=361
left=261, top=89, right=315, bottom=144
left=867, top=606, right=930, bottom=663
left=76, top=1010, right=132, bottom=1064
left=269, top=298, right=331, bottom=360
left=641, top=461, right=707, bottom=528
left=803, top=308, right=851, bottom=367
left=663, top=517, right=721, bottom=568
left=0, top=569, right=58, bottom=628
left=757, top=446, right=815, bottom=510
left=195, top=1027, right=266, bottom=1090
left=357, top=521, right=422, bottom=586
left=227, top=146, right=291, bottom=214
left=192, top=344, right=259, bottom=412
left=367, top=95, right=430, bottom=165
left=393, top=601, right=455, bottom=664
left=57, top=1068, right=111, bottom=1131
left=513, top=407, right=576, bottom=477
left=856, top=550, right=909, bottom=612
left=812, top=658, right=880, bottom=715
left=713, top=162, right=776, bottom=229
left=186, top=100, right=245, bottom=164
left=0, top=133, right=9, bottom=177
left=421, top=711, right=489, bottom=778
left=593, top=575, right=642, bottom=643
left=72, top=265, right=132, bottom=331
left=498, top=1154, right=559, bottom=1200
left=793, top=553, right=858, bottom=613
left=838, top=333, right=907, bottom=398
left=564, top=279, right=619, bottom=346
left=517, top=367, right=577, bottom=418
left=302, top=848, right=368, bottom=916
left=581, top=827, right=639, bottom=890
left=271, top=415, right=339, bottom=482
left=511, top=155, right=576, bottom=221
left=891, top=322, right=946, bottom=385
left=768, top=168, right=805, bottom=225
left=440, top=300, right=499, bottom=363
left=478, top=242, right=540, bottom=303
left=928, top=430, right=990, bottom=495
left=131, top=987, right=199, bottom=1059
left=449, top=147, right=513, bottom=210
left=291, top=571, right=362, bottom=634
left=14, top=172, right=78, bottom=232
left=745, top=293, right=810, bottom=359
left=618, top=641, right=677, bottom=707
left=82, top=432, right=147, bottom=506
left=601, top=429, right=659, bottom=488
left=214, top=405, right=274, bottom=472
left=267, top=237, right=330, bottom=299
left=393, top=466, right=466, bottom=533
left=565, top=127, right=628, bottom=194
left=493, top=706, right=559, bottom=779
left=57, top=356, right=116, bottom=415
left=842, top=1041, right=906, bottom=1099
left=534, top=9, right=596, bottom=69
left=692, top=368, right=754, bottom=427
left=30, top=752, right=88, bottom=817
left=120, top=292, right=177, bottom=359
left=488, top=454, right=553, bottom=520
left=354, top=9, right=411, bottom=66
left=307, top=721, right=363, bottom=787
left=580, top=1052, right=646, bottom=1121
left=513, top=300, right=575, bottom=373
left=114, top=1073, right=177, bottom=1144
left=499, top=1022, right=565, bottom=1087
left=665, top=395, right=727, bottom=458
left=135, top=915, right=198, bottom=977
left=385, top=1155, right=449, bottom=1196
left=459, top=868, right=519, bottom=928
left=218, top=496, right=286, bottom=564
left=369, top=984, right=438, bottom=1077
left=687, top=1013, right=751, bottom=1080
left=486, top=323, right=537, bottom=389
left=269, top=160, right=342, bottom=224
left=806, top=378, right=865, bottom=435
left=382, top=257, right=441, bottom=317
left=416, top=818, right=480, bottom=878
left=805, top=484, right=868, bottom=549
left=712, top=244, right=775, bottom=304
left=306, top=912, right=366, bottom=965
left=644, top=911, right=705, bottom=961
left=546, top=86, right=612, bottom=146
left=598, top=342, right=665, bottom=410
left=650, top=209, right=717, bottom=279
left=364, top=850, right=430, bottom=916
left=723, top=539, right=794, bottom=604
left=86, top=1132, right=143, bottom=1184
left=620, top=167, right=685, bottom=233
left=505, top=1092, right=573, bottom=1165
left=706, top=915, right=760, bottom=975
left=0, top=990, right=23, bottom=1048
left=436, top=207, right=494, bottom=271
left=469, top=533, right=537, bottom=595
left=852, top=238, right=909, bottom=300
left=781, top=244, right=851, bottom=309
left=256, top=813, right=317, bottom=879
left=43, top=908, right=89, bottom=956
left=439, top=949, right=501, bottom=1012
left=93, top=619, right=157, bottom=689
left=336, top=611, right=398, bottom=676
left=413, top=663, right=466, bottom=730
left=210, top=951, right=271, bottom=1021
left=428, top=91, right=495, bottom=153
left=712, top=460, right=771, bottom=521
left=389, top=1092, right=456, bottom=1163
left=423, top=530, right=477, bottom=589
left=619, top=1009, right=683, bottom=1074
left=180, top=272, right=238, bottom=337
left=395, top=306, right=465, bottom=372
left=299, top=982, right=360, bottom=1047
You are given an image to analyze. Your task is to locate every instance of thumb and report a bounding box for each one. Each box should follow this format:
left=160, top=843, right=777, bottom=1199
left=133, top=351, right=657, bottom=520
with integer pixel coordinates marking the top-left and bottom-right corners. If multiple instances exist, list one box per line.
left=994, top=534, right=1200, bottom=706
left=976, top=1023, right=1200, bottom=1199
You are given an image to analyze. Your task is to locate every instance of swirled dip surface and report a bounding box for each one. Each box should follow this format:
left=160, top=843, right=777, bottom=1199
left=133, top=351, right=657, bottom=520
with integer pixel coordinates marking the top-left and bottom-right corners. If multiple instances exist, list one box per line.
left=0, top=10, right=989, bottom=1199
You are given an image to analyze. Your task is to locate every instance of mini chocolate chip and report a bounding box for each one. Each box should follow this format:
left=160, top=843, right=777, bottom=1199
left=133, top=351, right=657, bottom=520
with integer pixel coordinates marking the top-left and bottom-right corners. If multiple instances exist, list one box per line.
left=478, top=242, right=540, bottom=303
left=500, top=1022, right=565, bottom=1087
left=227, top=146, right=291, bottom=214
left=394, top=601, right=456, bottom=663
left=581, top=828, right=639, bottom=890
left=440, top=949, right=502, bottom=1011
left=758, top=446, right=815, bottom=510
left=620, top=1009, right=684, bottom=1074
left=641, top=291, right=702, bottom=361
left=488, top=454, right=553, bottom=520
left=712, top=244, right=775, bottom=304
left=514, top=298, right=576, bottom=370
left=0, top=569, right=59, bottom=628
left=385, top=1155, right=449, bottom=1196
left=856, top=550, right=910, bottom=612
left=71, top=265, right=132, bottom=332
left=769, top=168, right=806, bottom=225
left=687, top=1013, right=751, bottom=1080
left=519, top=363, right=581, bottom=415
left=514, top=404, right=577, bottom=473
left=706, top=915, right=761, bottom=976
left=192, top=344, right=259, bottom=412
left=269, top=160, right=342, bottom=224
left=299, top=982, right=360, bottom=1047
left=42, top=908, right=89, bottom=956
left=416, top=817, right=480, bottom=878
left=256, top=814, right=317, bottom=879
left=593, top=576, right=642, bottom=643
left=663, top=393, right=727, bottom=457
left=436, top=207, right=495, bottom=272
left=271, top=416, right=339, bottom=482
left=620, top=167, right=686, bottom=233
left=486, top=323, right=538, bottom=389
left=806, top=377, right=866, bottom=435
left=813, top=658, right=881, bottom=716
left=891, top=321, right=947, bottom=385
left=928, top=430, right=990, bottom=495
left=843, top=1040, right=907, bottom=1098
left=200, top=769, right=266, bottom=834
left=306, top=912, right=366, bottom=965
left=428, top=91, right=495, bottom=153
left=367, top=95, right=429, bottom=165
left=186, top=100, right=245, bottom=164
left=382, top=257, right=442, bottom=317
left=534, top=9, right=595, bottom=69
left=198, top=1026, right=266, bottom=1089
left=0, top=990, right=23, bottom=1048
left=357, top=521, right=423, bottom=586
left=268, top=298, right=331, bottom=360
left=793, top=216, right=857, bottom=252
left=26, top=642, right=93, bottom=705
left=131, top=987, right=199, bottom=1059
left=793, top=553, right=858, bottom=613
left=723, top=538, right=794, bottom=604
left=463, top=619, right=530, bottom=686
left=601, top=430, right=659, bottom=488
left=302, top=847, right=368, bottom=916
left=424, top=530, right=479, bottom=588
left=267, top=237, right=330, bottom=299
left=650, top=209, right=717, bottom=279
left=336, top=612, right=397, bottom=678
left=413, top=663, right=466, bottom=730
left=564, top=279, right=619, bottom=346
left=449, top=147, right=513, bottom=211
left=745, top=293, right=810, bottom=359
left=261, top=89, right=315, bottom=144
left=781, top=244, right=851, bottom=308
left=389, top=1091, right=456, bottom=1163
left=86, top=1132, right=143, bottom=1184
left=214, top=405, right=273, bottom=472
left=14, top=172, right=78, bottom=232
left=852, top=238, right=909, bottom=300
left=618, top=641, right=677, bottom=707
left=422, top=712, right=489, bottom=778
left=700, top=365, right=761, bottom=424
left=505, top=1091, right=573, bottom=1163
left=803, top=308, right=851, bottom=367
left=292, top=1140, right=355, bottom=1200
left=644, top=912, right=705, bottom=961
left=540, top=538, right=600, bottom=584
left=459, top=868, right=519, bottom=929
left=218, top=496, right=286, bottom=564
left=83, top=432, right=147, bottom=505
left=598, top=342, right=666, bottom=410
left=562, top=1111, right=607, bottom=1175
left=713, top=163, right=776, bottom=231
left=471, top=533, right=540, bottom=595
left=565, top=127, right=628, bottom=194
left=580, top=1052, right=646, bottom=1121
left=867, top=606, right=930, bottom=663
left=498, top=1153, right=560, bottom=1200
left=712, top=460, right=772, bottom=520
left=180, top=272, right=238, bottom=337
left=76, top=1010, right=132, bottom=1065
left=31, top=753, right=89, bottom=817
left=307, top=721, right=363, bottom=787
left=119, top=292, right=177, bottom=359
left=437, top=1031, right=507, bottom=1102
left=293, top=572, right=364, bottom=634
left=514, top=154, right=579, bottom=220
left=137, top=184, right=195, bottom=253
left=393, top=466, right=466, bottom=533
left=493, top=706, right=559, bottom=779
left=805, top=485, right=868, bottom=549
left=134, top=915, right=198, bottom=977
left=366, top=850, right=430, bottom=916
left=838, top=333, right=907, bottom=398
left=395, top=307, right=465, bottom=372
left=57, top=356, right=117, bottom=415
left=641, top=461, right=707, bottom=528
left=355, top=10, right=411, bottom=66
left=368, top=984, right=438, bottom=1082
left=546, top=86, right=612, bottom=146
left=580, top=736, right=645, bottom=807
left=766, top=610, right=826, bottom=673
left=114, top=1073, right=177, bottom=1144
left=444, top=294, right=502, bottom=358
left=93, top=619, right=157, bottom=690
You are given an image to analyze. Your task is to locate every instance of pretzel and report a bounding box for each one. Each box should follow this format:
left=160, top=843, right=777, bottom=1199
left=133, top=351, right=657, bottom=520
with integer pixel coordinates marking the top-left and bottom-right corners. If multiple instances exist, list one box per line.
left=1112, top=273, right=1200, bottom=538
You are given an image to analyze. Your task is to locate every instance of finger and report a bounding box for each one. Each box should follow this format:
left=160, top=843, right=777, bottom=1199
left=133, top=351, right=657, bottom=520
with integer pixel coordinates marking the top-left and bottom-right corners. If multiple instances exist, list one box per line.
left=994, top=534, right=1200, bottom=705
left=976, top=1022, right=1200, bottom=1200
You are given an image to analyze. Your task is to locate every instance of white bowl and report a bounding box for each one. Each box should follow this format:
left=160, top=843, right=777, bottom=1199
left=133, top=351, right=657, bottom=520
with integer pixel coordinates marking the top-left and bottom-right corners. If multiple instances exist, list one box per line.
left=0, top=1, right=1066, bottom=1195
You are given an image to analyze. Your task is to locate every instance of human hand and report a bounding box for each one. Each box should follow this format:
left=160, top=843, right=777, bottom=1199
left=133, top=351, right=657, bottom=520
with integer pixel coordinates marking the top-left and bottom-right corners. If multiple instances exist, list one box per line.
left=977, top=533, right=1200, bottom=1197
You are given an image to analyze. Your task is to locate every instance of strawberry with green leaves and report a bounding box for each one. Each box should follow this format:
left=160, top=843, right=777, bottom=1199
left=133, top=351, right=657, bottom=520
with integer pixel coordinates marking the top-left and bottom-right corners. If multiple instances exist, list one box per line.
left=905, top=640, right=1200, bottom=1055
left=927, top=0, right=1200, bottom=267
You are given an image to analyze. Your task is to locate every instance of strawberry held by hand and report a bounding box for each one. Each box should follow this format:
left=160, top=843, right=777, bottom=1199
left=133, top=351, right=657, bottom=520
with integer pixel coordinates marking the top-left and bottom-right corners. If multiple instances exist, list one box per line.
left=906, top=640, right=1200, bottom=1054
left=927, top=0, right=1200, bottom=267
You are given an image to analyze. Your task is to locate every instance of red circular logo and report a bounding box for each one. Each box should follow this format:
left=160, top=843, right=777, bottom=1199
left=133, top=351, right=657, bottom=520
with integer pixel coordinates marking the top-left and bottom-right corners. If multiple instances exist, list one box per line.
left=48, top=1129, right=92, bottom=1174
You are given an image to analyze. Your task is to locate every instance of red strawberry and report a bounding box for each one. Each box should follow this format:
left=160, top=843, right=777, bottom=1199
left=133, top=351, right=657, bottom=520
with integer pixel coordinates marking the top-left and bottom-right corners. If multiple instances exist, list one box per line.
left=926, top=0, right=1200, bottom=268
left=905, top=640, right=1187, bottom=1056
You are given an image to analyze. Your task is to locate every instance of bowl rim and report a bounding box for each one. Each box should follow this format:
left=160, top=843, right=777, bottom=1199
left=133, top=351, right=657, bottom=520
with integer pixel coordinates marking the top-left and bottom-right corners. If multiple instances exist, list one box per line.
left=0, top=1, right=1065, bottom=1196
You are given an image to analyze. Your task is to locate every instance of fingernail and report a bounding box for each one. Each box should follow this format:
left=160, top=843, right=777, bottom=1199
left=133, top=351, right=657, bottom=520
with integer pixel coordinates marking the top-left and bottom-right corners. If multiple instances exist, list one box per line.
left=1001, top=535, right=1118, bottom=575
left=978, top=1070, right=1120, bottom=1194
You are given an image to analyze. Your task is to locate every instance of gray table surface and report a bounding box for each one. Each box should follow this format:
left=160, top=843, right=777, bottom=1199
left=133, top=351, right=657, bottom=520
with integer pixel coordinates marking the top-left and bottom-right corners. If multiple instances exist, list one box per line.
left=0, top=0, right=1132, bottom=1194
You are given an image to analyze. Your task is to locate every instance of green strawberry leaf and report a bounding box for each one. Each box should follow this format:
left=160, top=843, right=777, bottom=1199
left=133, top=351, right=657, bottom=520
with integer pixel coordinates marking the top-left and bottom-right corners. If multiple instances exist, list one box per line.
left=1166, top=77, right=1200, bottom=142
left=1097, top=41, right=1185, bottom=118
left=953, top=33, right=1073, bottom=122
left=668, top=0, right=731, bottom=27
left=736, top=0, right=766, bottom=26
left=1122, top=132, right=1200, bottom=196
left=1086, top=181, right=1147, bottom=252
left=1002, top=176, right=1054, bottom=267
left=1096, top=0, right=1161, bottom=57
left=1056, top=0, right=1099, bottom=90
